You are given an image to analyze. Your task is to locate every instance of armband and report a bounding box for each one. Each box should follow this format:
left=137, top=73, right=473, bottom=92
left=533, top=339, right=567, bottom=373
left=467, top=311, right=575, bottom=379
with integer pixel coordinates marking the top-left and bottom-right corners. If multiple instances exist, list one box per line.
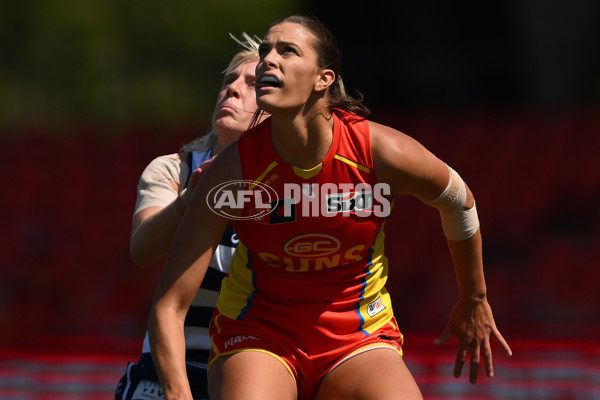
left=427, top=166, right=480, bottom=241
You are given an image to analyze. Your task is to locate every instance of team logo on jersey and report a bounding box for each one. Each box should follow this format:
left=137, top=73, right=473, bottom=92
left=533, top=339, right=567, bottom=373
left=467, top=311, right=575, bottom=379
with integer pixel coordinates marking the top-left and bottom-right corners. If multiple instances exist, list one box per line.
left=367, top=296, right=386, bottom=317
left=283, top=234, right=341, bottom=257
left=206, top=180, right=279, bottom=220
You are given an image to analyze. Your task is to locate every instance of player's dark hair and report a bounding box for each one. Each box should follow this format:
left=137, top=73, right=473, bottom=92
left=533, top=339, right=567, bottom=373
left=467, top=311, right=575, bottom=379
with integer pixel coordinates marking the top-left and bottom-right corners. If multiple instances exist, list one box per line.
left=269, top=15, right=370, bottom=117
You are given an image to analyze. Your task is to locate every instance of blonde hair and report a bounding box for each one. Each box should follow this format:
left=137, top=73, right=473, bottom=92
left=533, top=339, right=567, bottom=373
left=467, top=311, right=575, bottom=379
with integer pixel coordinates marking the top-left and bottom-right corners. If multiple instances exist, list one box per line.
left=224, top=32, right=261, bottom=75
left=181, top=32, right=261, bottom=154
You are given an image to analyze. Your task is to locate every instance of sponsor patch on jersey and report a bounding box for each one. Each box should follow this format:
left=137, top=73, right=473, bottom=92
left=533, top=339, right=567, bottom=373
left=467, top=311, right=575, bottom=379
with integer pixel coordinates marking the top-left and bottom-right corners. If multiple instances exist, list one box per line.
left=367, top=296, right=386, bottom=317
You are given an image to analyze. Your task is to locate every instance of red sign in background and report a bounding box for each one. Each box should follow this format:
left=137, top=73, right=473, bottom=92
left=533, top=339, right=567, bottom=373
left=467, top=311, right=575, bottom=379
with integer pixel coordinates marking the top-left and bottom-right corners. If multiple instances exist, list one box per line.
left=1, top=111, right=599, bottom=398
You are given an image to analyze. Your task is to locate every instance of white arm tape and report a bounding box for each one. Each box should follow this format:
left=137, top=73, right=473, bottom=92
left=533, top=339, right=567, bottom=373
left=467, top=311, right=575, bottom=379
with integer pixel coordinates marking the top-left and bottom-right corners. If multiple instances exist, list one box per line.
left=427, top=166, right=480, bottom=241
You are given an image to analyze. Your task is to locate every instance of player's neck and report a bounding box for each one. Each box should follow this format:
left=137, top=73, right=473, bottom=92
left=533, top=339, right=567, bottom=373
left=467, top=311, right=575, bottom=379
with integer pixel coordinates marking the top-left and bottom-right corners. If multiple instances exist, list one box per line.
left=270, top=110, right=333, bottom=169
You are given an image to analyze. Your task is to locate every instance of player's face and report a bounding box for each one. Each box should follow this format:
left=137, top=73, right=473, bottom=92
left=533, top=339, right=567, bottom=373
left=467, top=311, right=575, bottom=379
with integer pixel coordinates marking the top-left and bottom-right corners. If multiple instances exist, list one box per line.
left=212, top=60, right=259, bottom=137
left=255, top=22, right=322, bottom=113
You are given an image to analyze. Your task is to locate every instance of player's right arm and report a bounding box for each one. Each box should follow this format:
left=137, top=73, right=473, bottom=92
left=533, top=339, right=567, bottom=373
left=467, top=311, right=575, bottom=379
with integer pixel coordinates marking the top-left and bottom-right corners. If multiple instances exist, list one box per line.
left=148, top=144, right=242, bottom=399
left=130, top=155, right=213, bottom=266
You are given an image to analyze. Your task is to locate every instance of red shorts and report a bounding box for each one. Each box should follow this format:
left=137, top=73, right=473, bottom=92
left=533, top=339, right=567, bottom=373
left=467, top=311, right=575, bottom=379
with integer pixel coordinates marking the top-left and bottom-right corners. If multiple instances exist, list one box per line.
left=208, top=310, right=404, bottom=399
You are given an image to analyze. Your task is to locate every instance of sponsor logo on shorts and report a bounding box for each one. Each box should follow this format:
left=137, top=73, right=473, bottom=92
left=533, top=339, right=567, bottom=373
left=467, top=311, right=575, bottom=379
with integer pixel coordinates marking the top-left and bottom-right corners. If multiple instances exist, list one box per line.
left=367, top=296, right=386, bottom=317
left=132, top=380, right=165, bottom=399
left=283, top=234, right=341, bottom=257
left=223, top=334, right=260, bottom=350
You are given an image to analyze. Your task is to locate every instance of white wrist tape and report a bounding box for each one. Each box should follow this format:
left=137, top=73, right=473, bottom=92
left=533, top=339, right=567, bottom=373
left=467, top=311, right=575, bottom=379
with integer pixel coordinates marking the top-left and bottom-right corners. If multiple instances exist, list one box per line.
left=427, top=166, right=480, bottom=241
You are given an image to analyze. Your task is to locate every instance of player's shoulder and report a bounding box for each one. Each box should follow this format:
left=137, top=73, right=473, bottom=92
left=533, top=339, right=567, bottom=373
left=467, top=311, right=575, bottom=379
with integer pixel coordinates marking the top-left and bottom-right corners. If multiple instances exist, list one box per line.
left=146, top=152, right=183, bottom=168
left=141, top=152, right=186, bottom=181
left=368, top=120, right=418, bottom=154
left=332, top=108, right=365, bottom=122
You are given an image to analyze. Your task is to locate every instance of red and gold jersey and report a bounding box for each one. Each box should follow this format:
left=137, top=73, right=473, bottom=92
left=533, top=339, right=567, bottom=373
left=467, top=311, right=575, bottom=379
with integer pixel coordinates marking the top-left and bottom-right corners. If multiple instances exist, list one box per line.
left=217, top=109, right=396, bottom=350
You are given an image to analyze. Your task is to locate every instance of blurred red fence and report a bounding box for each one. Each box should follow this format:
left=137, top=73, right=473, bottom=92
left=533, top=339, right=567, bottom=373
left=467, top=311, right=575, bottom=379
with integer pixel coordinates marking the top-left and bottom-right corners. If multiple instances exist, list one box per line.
left=1, top=110, right=599, bottom=398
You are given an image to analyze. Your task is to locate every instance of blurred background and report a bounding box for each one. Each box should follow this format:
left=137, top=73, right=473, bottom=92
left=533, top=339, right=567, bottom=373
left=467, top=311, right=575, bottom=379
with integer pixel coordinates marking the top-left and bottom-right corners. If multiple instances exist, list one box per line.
left=1, top=0, right=599, bottom=398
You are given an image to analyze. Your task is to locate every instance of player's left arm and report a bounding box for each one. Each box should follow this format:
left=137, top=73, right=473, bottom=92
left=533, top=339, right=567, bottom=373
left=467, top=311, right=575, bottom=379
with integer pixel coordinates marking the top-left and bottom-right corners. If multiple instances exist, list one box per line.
left=370, top=121, right=512, bottom=383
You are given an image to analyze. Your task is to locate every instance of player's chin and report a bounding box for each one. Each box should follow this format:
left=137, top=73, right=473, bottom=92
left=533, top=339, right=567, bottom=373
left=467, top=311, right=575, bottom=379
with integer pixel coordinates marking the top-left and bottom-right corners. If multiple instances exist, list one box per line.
left=214, top=118, right=248, bottom=135
left=214, top=111, right=242, bottom=124
left=256, top=95, right=281, bottom=115
left=213, top=107, right=237, bottom=121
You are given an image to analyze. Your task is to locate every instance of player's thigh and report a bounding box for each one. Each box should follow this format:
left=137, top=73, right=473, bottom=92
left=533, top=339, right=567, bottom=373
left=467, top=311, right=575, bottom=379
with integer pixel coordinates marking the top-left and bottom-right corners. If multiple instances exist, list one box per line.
left=315, top=348, right=423, bottom=400
left=208, top=350, right=297, bottom=400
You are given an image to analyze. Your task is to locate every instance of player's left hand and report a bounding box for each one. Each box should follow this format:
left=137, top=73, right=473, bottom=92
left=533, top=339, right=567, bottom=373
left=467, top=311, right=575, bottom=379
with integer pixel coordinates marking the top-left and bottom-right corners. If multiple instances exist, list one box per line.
left=434, top=298, right=512, bottom=383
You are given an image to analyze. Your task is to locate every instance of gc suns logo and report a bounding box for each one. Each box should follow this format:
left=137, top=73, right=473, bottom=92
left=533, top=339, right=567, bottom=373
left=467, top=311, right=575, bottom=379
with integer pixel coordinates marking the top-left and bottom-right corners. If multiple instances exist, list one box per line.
left=206, top=180, right=279, bottom=220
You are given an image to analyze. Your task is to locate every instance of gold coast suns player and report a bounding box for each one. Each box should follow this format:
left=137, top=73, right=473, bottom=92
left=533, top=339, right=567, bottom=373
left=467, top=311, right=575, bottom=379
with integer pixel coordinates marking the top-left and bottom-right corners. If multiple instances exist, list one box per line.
left=149, top=15, right=512, bottom=400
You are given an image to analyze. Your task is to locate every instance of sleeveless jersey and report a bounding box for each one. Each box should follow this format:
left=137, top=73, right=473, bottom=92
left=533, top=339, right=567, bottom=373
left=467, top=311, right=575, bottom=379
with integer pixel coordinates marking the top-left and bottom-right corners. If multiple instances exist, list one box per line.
left=216, top=109, right=395, bottom=351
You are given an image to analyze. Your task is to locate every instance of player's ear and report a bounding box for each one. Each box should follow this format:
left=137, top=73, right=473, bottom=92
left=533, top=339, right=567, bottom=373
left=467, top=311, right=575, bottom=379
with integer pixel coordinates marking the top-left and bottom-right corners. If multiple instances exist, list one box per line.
left=315, top=69, right=335, bottom=92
